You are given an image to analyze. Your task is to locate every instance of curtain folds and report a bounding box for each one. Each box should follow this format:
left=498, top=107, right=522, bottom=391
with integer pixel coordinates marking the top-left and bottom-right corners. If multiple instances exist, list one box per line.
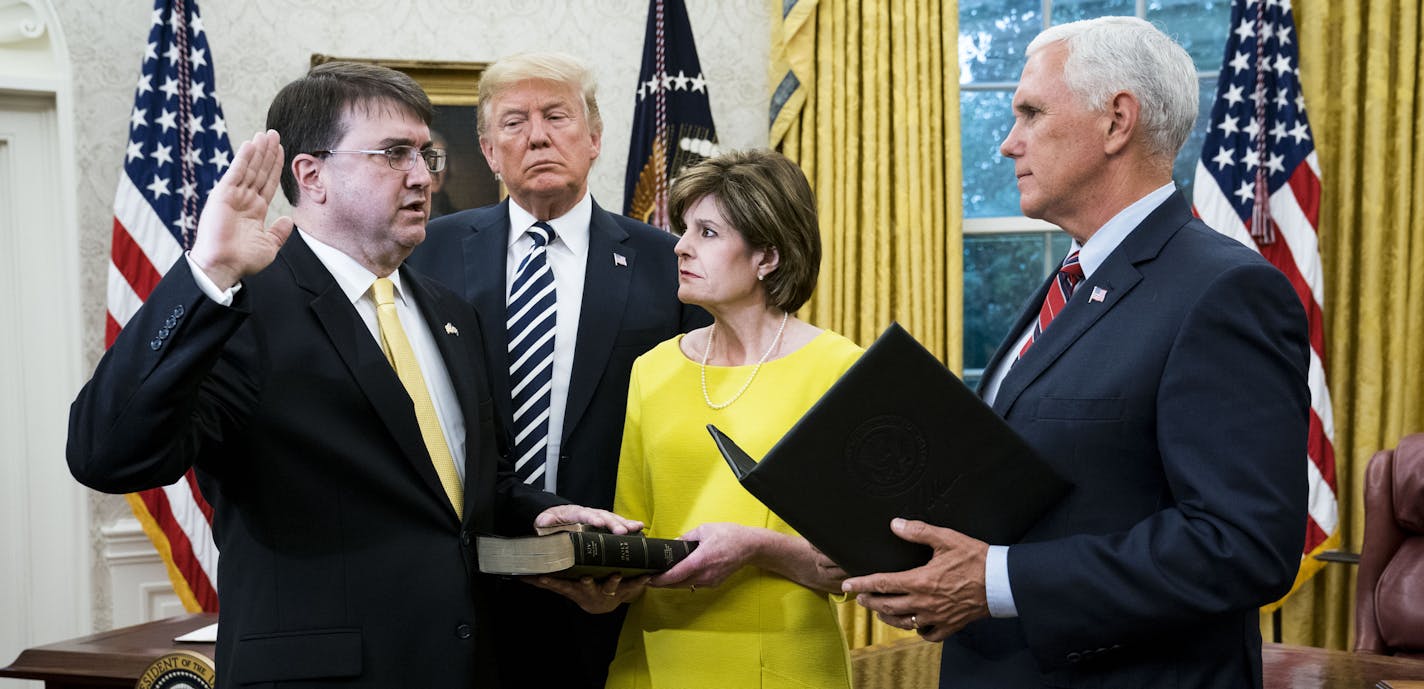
left=768, top=0, right=963, bottom=648
left=1271, top=0, right=1424, bottom=650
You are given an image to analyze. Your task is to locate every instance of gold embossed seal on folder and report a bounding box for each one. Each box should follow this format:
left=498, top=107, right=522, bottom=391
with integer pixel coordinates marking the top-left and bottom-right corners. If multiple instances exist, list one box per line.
left=136, top=650, right=215, bottom=689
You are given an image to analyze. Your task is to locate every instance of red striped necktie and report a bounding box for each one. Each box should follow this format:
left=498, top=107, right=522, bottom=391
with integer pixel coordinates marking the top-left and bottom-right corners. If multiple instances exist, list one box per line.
left=1016, top=250, right=1083, bottom=361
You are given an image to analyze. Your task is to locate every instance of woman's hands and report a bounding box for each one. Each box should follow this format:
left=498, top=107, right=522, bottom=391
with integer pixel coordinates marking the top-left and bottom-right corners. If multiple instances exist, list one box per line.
left=526, top=573, right=651, bottom=614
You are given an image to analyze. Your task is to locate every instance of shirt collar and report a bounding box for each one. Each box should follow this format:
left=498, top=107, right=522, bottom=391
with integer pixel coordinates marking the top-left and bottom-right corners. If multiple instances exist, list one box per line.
left=1073, top=182, right=1176, bottom=279
left=299, top=228, right=406, bottom=306
left=506, top=193, right=593, bottom=258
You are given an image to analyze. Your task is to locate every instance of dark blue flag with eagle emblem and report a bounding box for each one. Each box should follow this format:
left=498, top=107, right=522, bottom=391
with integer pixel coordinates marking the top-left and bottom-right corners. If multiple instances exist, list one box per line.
left=623, top=0, right=719, bottom=229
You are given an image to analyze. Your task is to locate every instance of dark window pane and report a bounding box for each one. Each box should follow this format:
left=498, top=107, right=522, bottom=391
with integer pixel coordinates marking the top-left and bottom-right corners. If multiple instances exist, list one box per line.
left=962, top=232, right=1073, bottom=389
left=960, top=90, right=1020, bottom=218
left=1051, top=0, right=1134, bottom=24
left=1147, top=0, right=1233, bottom=71
left=959, top=0, right=1041, bottom=84
left=1172, top=77, right=1217, bottom=199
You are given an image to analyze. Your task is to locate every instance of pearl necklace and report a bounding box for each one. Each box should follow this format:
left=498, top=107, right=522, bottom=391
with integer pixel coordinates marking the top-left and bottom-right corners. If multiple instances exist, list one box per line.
left=700, top=312, right=790, bottom=410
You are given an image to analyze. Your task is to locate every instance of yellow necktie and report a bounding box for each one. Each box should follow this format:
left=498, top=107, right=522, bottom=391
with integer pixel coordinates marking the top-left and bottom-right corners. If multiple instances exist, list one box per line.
left=371, top=277, right=464, bottom=515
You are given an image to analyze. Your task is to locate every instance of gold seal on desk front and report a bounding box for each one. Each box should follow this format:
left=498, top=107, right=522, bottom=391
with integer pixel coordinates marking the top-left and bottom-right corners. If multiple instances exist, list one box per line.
left=135, top=649, right=215, bottom=689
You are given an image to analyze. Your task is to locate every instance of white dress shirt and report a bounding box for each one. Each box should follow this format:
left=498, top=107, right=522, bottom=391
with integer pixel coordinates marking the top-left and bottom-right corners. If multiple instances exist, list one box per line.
left=187, top=229, right=468, bottom=483
left=980, top=182, right=1176, bottom=618
left=504, top=194, right=591, bottom=494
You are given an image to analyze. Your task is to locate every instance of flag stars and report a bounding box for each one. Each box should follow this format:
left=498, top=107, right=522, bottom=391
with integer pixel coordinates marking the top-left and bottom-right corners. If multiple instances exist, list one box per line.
left=671, top=70, right=690, bottom=90
left=1273, top=54, right=1293, bottom=75
left=155, top=109, right=178, bottom=133
left=1217, top=115, right=1241, bottom=136
left=1234, top=180, right=1256, bottom=203
left=210, top=148, right=231, bottom=170
left=184, top=147, right=203, bottom=166
left=1234, top=18, right=1255, bottom=42
left=144, top=41, right=157, bottom=62
left=1242, top=147, right=1262, bottom=171
left=190, top=47, right=208, bottom=69
left=130, top=106, right=147, bottom=130
left=167, top=9, right=185, bottom=34
left=126, top=140, right=145, bottom=162
left=179, top=180, right=198, bottom=201
left=1211, top=146, right=1236, bottom=170
left=1269, top=120, right=1288, bottom=142
left=1277, top=24, right=1293, bottom=45
left=190, top=13, right=205, bottom=35
left=210, top=114, right=227, bottom=137
left=146, top=174, right=171, bottom=198
left=1230, top=51, right=1251, bottom=74
left=152, top=143, right=174, bottom=166
left=1274, top=88, right=1291, bottom=109
left=190, top=80, right=207, bottom=104
left=689, top=73, right=707, bottom=93
left=164, top=43, right=182, bottom=64
left=159, top=76, right=181, bottom=100
left=1266, top=153, right=1285, bottom=175
left=188, top=113, right=206, bottom=135
left=150, top=8, right=163, bottom=26
left=1223, top=83, right=1245, bottom=107
left=1260, top=22, right=1276, bottom=44
left=1288, top=120, right=1311, bottom=144
left=137, top=73, right=153, bottom=95
left=1243, top=117, right=1263, bottom=140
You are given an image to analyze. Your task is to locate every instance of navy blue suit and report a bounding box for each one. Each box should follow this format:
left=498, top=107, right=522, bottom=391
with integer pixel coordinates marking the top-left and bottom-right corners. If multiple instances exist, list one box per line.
left=68, top=233, right=563, bottom=688
left=942, top=192, right=1310, bottom=688
left=407, top=199, right=707, bottom=689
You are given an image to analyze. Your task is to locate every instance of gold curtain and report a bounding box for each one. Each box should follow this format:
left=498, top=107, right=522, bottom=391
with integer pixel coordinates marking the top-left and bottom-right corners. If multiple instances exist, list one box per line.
left=768, top=0, right=963, bottom=648
left=1268, top=0, right=1424, bottom=650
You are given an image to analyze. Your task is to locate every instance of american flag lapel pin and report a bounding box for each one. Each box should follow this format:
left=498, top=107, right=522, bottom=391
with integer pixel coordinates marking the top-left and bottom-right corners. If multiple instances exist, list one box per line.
left=613, top=252, right=628, bottom=267
left=1089, top=286, right=1107, bottom=303
left=444, top=322, right=459, bottom=336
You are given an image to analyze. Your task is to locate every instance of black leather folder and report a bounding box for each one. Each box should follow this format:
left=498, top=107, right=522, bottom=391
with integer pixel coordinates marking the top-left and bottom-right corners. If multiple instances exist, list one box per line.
left=707, top=322, right=1069, bottom=576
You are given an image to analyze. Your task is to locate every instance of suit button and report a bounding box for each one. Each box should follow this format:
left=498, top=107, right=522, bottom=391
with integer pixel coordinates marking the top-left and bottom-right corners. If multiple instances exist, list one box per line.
left=460, top=531, right=472, bottom=546
left=455, top=623, right=472, bottom=639
left=171, top=305, right=184, bottom=318
left=165, top=316, right=178, bottom=329
left=150, top=338, right=163, bottom=351
left=157, top=327, right=171, bottom=339
left=1066, top=651, right=1081, bottom=664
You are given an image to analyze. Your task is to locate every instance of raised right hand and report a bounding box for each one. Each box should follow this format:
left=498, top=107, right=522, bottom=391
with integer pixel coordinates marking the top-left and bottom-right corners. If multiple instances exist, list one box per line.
left=189, top=130, right=294, bottom=290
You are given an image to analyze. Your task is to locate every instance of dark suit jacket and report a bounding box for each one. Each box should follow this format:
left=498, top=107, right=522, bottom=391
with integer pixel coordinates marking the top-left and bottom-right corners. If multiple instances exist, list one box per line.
left=68, top=234, right=563, bottom=688
left=407, top=199, right=706, bottom=689
left=407, top=199, right=707, bottom=510
left=942, top=192, right=1310, bottom=688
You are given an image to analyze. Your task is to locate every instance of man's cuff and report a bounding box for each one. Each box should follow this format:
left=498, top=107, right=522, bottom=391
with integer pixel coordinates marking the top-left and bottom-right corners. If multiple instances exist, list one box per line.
left=984, top=545, right=1018, bottom=618
left=186, top=253, right=241, bottom=305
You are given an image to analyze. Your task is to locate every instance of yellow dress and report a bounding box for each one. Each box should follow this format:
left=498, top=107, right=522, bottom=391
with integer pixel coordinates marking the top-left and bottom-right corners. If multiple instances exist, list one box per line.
left=606, top=330, right=863, bottom=689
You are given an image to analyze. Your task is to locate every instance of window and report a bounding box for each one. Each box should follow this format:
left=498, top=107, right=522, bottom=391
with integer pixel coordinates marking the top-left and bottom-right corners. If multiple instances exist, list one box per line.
left=959, top=0, right=1232, bottom=387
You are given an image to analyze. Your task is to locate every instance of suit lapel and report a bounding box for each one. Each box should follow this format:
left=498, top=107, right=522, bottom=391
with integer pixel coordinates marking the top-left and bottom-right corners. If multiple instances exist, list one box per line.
left=285, top=233, right=455, bottom=520
left=563, top=202, right=633, bottom=442
left=991, top=192, right=1194, bottom=415
left=403, top=268, right=481, bottom=525
left=462, top=201, right=515, bottom=429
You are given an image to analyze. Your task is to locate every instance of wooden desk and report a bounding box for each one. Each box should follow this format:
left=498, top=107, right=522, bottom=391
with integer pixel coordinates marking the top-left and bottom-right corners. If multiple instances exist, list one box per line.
left=0, top=613, right=215, bottom=688
left=1265, top=644, right=1424, bottom=689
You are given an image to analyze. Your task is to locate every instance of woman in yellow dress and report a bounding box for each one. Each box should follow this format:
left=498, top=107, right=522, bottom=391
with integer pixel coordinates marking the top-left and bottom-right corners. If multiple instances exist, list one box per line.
left=538, top=149, right=862, bottom=689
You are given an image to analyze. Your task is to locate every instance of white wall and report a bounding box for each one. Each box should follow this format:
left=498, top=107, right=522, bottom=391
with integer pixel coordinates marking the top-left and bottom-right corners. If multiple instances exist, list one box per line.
left=34, top=0, right=769, bottom=650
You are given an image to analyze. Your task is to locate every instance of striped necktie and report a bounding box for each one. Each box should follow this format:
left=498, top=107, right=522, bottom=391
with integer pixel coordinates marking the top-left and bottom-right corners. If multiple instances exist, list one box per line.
left=1016, top=250, right=1083, bottom=361
left=371, top=277, right=464, bottom=514
left=507, top=222, right=557, bottom=488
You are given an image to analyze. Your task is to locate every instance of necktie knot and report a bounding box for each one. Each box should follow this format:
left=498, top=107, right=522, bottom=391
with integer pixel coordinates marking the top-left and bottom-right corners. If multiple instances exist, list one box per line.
left=528, top=222, right=555, bottom=248
left=371, top=277, right=396, bottom=307
left=1060, top=251, right=1083, bottom=282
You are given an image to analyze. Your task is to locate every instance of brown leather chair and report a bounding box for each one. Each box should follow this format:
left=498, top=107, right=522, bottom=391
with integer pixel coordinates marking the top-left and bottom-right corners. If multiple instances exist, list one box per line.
left=1355, top=432, right=1424, bottom=658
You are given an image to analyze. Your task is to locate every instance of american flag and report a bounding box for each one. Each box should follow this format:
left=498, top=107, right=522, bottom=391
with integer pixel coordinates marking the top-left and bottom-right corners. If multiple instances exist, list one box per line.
left=623, top=0, right=719, bottom=229
left=1193, top=0, right=1338, bottom=604
left=109, top=0, right=229, bottom=613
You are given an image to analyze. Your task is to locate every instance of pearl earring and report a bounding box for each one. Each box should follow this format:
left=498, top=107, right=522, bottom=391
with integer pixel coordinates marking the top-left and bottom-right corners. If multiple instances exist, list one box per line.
left=757, top=273, right=764, bottom=281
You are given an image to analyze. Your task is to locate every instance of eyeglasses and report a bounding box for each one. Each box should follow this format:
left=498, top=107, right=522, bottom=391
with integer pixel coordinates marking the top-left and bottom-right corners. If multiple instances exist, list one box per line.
left=313, top=145, right=447, bottom=173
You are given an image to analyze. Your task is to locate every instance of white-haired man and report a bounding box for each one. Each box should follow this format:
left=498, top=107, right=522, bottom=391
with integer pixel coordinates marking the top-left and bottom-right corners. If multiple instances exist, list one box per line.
left=845, top=17, right=1309, bottom=688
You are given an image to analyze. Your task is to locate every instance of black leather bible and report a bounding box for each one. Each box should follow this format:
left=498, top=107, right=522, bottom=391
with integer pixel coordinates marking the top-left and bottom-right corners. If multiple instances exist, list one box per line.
left=708, top=322, right=1068, bottom=576
left=477, top=528, right=698, bottom=579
